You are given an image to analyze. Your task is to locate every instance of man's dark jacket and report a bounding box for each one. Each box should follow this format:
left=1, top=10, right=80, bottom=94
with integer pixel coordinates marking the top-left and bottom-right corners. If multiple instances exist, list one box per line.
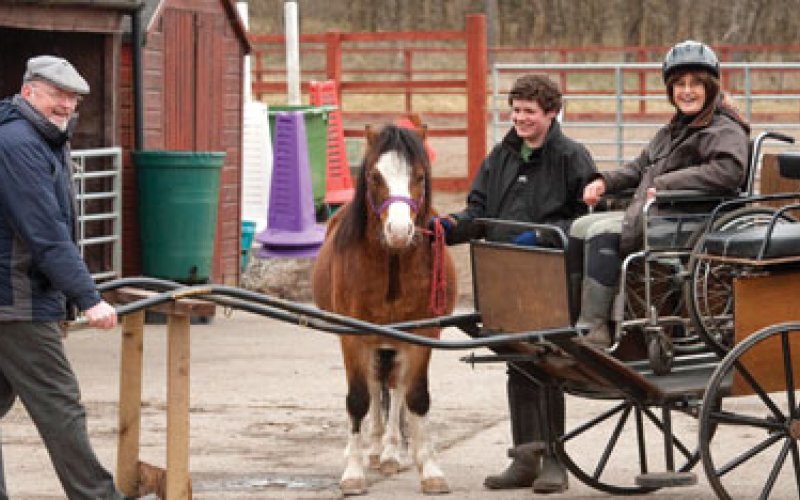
left=0, top=96, right=100, bottom=321
left=447, top=120, right=597, bottom=245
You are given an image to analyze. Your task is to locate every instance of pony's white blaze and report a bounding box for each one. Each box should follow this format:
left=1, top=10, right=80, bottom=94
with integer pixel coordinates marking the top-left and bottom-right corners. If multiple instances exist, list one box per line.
left=375, top=151, right=415, bottom=248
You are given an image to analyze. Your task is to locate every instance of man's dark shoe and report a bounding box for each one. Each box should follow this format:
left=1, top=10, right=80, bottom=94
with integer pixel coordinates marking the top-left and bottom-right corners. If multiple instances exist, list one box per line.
left=532, top=455, right=569, bottom=493
left=483, top=453, right=541, bottom=489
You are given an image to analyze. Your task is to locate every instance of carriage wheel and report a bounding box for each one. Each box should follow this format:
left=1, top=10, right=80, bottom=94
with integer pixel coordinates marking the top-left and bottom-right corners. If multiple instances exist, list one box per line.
left=686, top=207, right=796, bottom=355
left=557, top=394, right=700, bottom=495
left=699, top=321, right=800, bottom=500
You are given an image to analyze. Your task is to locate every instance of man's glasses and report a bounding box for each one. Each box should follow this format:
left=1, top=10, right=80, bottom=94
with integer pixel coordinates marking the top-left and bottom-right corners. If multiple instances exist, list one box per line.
left=30, top=82, right=82, bottom=106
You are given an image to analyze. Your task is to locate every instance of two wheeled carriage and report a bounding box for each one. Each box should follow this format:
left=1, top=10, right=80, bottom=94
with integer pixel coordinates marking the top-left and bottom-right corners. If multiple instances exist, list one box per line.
left=93, top=130, right=800, bottom=498
left=459, top=131, right=800, bottom=498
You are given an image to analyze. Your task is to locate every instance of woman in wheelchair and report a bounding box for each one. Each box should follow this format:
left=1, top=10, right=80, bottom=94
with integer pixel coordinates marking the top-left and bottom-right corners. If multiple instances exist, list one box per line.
left=570, top=40, right=751, bottom=348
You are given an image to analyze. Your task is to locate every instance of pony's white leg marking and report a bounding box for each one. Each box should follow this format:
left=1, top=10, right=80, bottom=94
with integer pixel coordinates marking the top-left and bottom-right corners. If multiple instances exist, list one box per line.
left=341, top=427, right=367, bottom=495
left=379, top=386, right=405, bottom=474
left=407, top=411, right=450, bottom=494
left=375, top=151, right=415, bottom=248
left=366, top=378, right=384, bottom=469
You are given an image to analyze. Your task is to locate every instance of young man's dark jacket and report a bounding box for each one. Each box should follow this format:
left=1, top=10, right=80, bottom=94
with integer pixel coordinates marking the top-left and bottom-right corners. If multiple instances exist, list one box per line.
left=447, top=120, right=597, bottom=245
left=0, top=95, right=100, bottom=321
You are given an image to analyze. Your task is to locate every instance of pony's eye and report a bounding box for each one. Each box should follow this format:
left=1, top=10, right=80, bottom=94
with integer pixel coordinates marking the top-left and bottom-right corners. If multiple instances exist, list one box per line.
left=370, top=170, right=383, bottom=185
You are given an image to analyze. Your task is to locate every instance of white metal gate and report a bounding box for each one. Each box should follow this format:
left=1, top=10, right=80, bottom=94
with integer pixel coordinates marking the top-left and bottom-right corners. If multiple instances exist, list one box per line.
left=71, top=147, right=122, bottom=281
left=491, top=62, right=800, bottom=169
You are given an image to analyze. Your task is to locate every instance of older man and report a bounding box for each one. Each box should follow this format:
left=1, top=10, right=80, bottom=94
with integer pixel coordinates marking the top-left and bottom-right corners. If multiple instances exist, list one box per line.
left=0, top=55, right=125, bottom=499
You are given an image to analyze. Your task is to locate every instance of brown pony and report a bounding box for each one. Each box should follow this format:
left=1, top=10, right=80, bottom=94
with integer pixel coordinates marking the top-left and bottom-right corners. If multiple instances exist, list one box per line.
left=312, top=124, right=457, bottom=495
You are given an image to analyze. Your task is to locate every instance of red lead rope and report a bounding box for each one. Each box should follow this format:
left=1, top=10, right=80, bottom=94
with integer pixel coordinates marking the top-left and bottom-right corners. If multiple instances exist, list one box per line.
left=428, top=219, right=448, bottom=316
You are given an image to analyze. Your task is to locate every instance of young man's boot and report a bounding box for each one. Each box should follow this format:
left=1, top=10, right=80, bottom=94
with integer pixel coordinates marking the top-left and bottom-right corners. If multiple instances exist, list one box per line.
left=483, top=376, right=542, bottom=489
left=483, top=446, right=541, bottom=489
left=533, top=454, right=569, bottom=493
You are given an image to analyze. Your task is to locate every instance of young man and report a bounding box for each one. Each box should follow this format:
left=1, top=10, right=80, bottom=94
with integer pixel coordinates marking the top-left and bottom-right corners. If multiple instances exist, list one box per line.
left=0, top=55, right=127, bottom=499
left=437, top=74, right=597, bottom=493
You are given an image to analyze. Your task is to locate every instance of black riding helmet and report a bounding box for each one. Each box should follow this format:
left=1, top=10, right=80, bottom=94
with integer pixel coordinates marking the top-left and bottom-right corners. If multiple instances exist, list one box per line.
left=662, top=40, right=720, bottom=83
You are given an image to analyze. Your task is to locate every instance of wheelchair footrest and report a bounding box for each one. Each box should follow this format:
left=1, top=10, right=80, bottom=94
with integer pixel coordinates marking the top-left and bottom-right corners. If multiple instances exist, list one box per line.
left=635, top=471, right=697, bottom=488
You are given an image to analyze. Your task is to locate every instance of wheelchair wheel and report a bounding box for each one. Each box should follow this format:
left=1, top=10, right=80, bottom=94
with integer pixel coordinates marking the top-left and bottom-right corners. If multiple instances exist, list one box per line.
left=646, top=327, right=674, bottom=376
left=623, top=258, right=696, bottom=363
left=686, top=207, right=796, bottom=355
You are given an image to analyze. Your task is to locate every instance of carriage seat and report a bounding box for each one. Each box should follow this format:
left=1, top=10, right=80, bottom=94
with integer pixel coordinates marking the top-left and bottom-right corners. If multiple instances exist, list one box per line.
left=703, top=223, right=800, bottom=259
left=778, top=150, right=800, bottom=179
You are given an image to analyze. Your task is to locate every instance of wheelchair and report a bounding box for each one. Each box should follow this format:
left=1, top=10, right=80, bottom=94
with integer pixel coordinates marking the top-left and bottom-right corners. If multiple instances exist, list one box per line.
left=609, top=131, right=796, bottom=374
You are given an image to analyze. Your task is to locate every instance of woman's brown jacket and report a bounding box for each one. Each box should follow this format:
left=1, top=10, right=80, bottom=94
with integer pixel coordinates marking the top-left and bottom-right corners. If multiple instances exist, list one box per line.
left=599, top=99, right=750, bottom=255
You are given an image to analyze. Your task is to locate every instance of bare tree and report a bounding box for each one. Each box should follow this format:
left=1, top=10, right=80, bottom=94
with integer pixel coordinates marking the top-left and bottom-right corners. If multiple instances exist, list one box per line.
left=246, top=0, right=800, bottom=59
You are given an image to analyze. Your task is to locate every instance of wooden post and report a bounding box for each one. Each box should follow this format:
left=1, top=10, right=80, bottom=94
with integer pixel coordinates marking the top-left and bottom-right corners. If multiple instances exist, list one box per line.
left=166, top=313, right=191, bottom=500
left=107, top=288, right=214, bottom=500
left=404, top=48, right=413, bottom=114
left=465, top=14, right=487, bottom=182
left=116, top=310, right=145, bottom=496
left=638, top=47, right=647, bottom=115
left=326, top=31, right=343, bottom=105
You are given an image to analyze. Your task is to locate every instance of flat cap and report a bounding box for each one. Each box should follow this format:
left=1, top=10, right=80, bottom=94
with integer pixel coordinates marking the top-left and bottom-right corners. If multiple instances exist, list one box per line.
left=23, top=55, right=90, bottom=95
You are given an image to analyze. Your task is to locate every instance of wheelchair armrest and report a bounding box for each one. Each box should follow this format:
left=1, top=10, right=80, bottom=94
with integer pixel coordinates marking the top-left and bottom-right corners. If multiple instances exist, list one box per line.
left=653, top=189, right=730, bottom=205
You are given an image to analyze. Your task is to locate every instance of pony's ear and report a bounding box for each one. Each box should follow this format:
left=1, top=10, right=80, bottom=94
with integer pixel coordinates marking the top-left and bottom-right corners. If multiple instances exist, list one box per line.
left=418, top=123, right=428, bottom=142
left=365, top=125, right=377, bottom=148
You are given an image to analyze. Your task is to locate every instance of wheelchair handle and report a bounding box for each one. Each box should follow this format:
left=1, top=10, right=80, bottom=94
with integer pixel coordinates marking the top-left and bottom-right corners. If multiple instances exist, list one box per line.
left=746, top=131, right=796, bottom=196
left=761, top=131, right=795, bottom=145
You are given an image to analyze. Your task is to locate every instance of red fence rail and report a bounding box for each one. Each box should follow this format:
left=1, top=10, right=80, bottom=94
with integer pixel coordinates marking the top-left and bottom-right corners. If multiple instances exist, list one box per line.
left=251, top=14, right=487, bottom=192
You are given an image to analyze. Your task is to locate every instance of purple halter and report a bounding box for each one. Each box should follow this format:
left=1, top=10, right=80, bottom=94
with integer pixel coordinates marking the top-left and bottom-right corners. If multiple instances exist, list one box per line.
left=367, top=178, right=426, bottom=216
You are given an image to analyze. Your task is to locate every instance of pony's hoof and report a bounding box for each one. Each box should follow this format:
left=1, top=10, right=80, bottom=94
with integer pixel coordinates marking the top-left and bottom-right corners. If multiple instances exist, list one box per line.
left=380, top=458, right=401, bottom=475
left=421, top=477, right=450, bottom=495
left=340, top=477, right=367, bottom=496
left=368, top=454, right=381, bottom=470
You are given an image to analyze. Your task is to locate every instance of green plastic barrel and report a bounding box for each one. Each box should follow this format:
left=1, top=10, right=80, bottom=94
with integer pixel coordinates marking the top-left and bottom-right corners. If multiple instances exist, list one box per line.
left=268, top=105, right=334, bottom=207
left=133, top=151, right=225, bottom=283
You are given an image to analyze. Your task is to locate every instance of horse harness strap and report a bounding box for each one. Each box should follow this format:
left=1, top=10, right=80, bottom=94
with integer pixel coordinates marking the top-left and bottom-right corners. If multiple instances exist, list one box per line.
left=428, top=219, right=449, bottom=317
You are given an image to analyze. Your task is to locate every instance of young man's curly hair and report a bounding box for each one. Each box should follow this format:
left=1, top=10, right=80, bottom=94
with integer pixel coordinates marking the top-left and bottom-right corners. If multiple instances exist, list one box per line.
left=507, top=74, right=563, bottom=114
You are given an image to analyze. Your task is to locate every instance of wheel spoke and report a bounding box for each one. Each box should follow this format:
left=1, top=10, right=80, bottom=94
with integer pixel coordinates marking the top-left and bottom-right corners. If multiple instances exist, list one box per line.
left=635, top=406, right=648, bottom=475
left=561, top=400, right=627, bottom=443
left=759, top=438, right=792, bottom=500
left=593, top=404, right=632, bottom=479
left=791, top=440, right=800, bottom=495
left=733, top=360, right=786, bottom=421
left=781, top=331, right=797, bottom=414
left=716, top=428, right=784, bottom=477
left=641, top=405, right=693, bottom=462
left=708, top=409, right=785, bottom=431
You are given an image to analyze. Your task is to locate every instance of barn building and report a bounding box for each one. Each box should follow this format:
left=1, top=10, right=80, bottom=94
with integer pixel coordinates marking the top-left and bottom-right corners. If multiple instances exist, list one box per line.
left=0, top=0, right=251, bottom=285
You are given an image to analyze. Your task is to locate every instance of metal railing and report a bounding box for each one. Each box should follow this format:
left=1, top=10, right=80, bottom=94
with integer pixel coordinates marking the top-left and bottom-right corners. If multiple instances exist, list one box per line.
left=491, top=62, right=800, bottom=169
left=71, top=147, right=123, bottom=282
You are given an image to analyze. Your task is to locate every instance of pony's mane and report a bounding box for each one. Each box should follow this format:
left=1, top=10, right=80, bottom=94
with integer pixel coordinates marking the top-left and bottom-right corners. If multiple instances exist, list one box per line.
left=333, top=124, right=432, bottom=250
